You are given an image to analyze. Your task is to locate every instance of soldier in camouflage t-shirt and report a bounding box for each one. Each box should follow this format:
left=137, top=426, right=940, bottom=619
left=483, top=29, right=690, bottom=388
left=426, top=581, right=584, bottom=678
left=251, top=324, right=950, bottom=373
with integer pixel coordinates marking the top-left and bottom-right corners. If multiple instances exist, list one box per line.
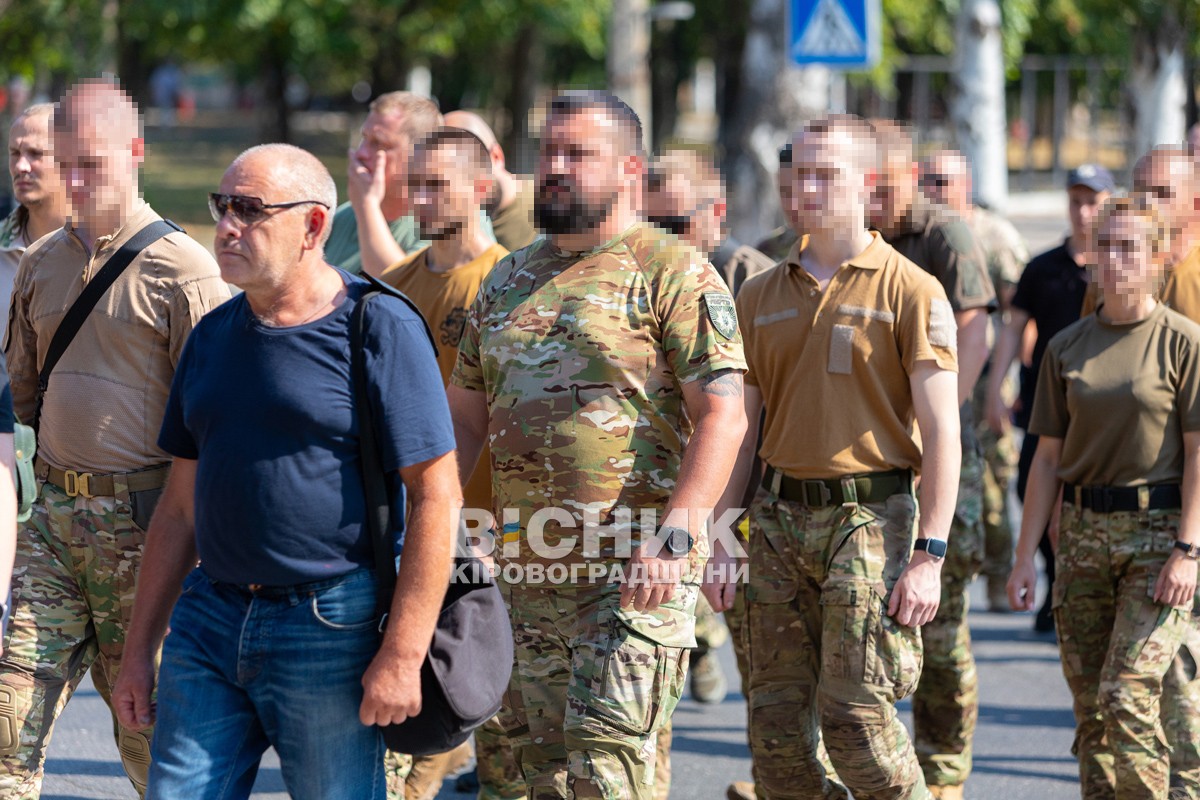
left=449, top=91, right=747, bottom=800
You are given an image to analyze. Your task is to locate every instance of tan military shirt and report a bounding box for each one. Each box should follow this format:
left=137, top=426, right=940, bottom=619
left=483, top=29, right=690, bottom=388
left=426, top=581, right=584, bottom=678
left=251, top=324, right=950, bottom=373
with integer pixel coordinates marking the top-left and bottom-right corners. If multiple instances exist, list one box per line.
left=1030, top=303, right=1200, bottom=486
left=737, top=232, right=958, bottom=480
left=490, top=178, right=537, bottom=253
left=969, top=206, right=1028, bottom=292
left=382, top=242, right=508, bottom=514
left=5, top=202, right=230, bottom=474
left=882, top=198, right=997, bottom=314
left=1161, top=245, right=1200, bottom=322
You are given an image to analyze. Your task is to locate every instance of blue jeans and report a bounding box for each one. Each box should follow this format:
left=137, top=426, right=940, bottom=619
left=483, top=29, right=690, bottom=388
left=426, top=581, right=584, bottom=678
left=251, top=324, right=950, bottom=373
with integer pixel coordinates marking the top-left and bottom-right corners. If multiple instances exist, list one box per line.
left=147, top=567, right=386, bottom=800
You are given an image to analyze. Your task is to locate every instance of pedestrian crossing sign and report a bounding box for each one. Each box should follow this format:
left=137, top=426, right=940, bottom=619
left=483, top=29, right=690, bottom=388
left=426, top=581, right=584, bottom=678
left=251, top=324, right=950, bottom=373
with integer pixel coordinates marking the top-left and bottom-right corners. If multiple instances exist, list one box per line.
left=789, top=0, right=880, bottom=69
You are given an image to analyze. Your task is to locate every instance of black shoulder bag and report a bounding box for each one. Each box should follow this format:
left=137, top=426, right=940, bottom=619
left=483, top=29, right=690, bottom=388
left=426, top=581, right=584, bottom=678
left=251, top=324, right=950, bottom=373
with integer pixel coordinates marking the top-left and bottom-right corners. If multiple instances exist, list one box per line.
left=14, top=219, right=181, bottom=521
left=350, top=272, right=513, bottom=757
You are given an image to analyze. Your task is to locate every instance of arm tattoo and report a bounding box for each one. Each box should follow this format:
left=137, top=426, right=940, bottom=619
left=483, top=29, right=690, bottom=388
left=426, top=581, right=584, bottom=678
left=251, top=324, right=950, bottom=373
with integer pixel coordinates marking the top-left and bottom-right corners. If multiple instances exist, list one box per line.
left=700, top=368, right=744, bottom=397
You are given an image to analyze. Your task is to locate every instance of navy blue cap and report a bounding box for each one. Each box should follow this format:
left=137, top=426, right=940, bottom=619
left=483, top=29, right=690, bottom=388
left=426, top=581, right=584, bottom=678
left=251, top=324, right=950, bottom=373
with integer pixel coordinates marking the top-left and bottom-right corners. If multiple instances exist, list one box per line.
left=1067, top=164, right=1115, bottom=193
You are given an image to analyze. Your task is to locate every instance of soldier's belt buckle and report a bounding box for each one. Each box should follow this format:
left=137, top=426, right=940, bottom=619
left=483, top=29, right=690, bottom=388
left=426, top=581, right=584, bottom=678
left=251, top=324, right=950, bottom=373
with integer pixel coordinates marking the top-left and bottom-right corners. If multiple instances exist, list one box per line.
left=63, top=470, right=94, bottom=499
left=801, top=480, right=833, bottom=508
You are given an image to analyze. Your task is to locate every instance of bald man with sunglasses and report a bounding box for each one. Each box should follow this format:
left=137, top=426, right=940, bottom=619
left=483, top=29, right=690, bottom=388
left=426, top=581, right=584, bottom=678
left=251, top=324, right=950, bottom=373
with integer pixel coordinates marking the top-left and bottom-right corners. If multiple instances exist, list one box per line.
left=0, top=79, right=228, bottom=798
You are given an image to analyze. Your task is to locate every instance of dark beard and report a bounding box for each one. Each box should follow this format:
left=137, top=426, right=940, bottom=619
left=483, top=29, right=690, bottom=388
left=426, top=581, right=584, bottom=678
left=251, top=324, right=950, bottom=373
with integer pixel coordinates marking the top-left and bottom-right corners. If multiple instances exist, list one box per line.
left=421, top=219, right=464, bottom=241
left=534, top=189, right=617, bottom=235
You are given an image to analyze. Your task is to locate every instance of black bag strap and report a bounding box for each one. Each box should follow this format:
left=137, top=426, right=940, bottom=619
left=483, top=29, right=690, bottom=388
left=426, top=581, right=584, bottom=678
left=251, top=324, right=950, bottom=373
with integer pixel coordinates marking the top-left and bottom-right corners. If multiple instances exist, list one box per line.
left=33, top=218, right=182, bottom=434
left=350, top=275, right=438, bottom=622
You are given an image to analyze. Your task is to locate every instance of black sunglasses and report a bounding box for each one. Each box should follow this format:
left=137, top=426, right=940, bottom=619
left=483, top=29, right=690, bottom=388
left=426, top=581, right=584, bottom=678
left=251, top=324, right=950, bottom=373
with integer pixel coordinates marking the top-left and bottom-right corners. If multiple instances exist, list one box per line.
left=208, top=193, right=330, bottom=225
left=647, top=215, right=693, bottom=236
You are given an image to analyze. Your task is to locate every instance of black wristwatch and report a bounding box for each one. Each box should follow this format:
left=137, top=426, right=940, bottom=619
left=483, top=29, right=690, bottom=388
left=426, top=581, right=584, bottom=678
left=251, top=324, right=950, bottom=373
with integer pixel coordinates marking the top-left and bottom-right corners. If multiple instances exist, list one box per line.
left=658, top=526, right=695, bottom=557
left=1175, top=541, right=1200, bottom=560
left=914, top=538, right=948, bottom=560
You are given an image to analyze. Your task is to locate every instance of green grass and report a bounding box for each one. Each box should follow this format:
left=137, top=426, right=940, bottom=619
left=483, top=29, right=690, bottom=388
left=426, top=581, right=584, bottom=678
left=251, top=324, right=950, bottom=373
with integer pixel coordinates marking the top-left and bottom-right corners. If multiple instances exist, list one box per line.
left=140, top=112, right=356, bottom=228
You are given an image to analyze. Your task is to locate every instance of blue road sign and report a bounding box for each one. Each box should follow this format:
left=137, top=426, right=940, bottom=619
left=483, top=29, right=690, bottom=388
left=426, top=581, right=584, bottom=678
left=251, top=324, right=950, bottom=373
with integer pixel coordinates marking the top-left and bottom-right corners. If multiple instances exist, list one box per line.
left=789, top=0, right=880, bottom=69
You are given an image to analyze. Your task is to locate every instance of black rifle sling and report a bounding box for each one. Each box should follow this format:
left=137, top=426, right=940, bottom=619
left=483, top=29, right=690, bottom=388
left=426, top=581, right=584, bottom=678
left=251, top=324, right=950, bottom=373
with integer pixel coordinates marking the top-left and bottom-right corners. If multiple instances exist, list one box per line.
left=33, top=219, right=182, bottom=434
left=350, top=272, right=438, bottom=620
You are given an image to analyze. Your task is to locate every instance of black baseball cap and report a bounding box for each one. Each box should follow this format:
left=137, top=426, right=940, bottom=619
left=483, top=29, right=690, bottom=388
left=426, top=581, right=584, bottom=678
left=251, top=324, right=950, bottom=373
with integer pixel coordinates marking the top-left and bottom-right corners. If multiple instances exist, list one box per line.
left=1067, top=164, right=1115, bottom=193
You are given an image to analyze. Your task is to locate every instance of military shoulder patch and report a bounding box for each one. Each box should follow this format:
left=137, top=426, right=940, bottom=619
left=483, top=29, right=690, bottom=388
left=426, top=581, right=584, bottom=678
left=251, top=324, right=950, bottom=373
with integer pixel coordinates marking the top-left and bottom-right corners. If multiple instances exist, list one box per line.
left=704, top=292, right=738, bottom=339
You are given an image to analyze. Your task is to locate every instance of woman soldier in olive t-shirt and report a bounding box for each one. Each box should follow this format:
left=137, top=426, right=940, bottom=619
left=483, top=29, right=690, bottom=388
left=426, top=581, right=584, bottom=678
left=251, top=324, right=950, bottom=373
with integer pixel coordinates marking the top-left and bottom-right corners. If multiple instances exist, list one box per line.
left=1008, top=196, right=1200, bottom=798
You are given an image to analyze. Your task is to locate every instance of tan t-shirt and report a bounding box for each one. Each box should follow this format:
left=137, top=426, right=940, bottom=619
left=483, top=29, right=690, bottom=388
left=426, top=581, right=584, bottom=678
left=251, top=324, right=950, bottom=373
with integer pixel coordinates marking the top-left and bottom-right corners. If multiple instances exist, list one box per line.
left=1161, top=245, right=1200, bottom=322
left=5, top=202, right=231, bottom=474
left=737, top=232, right=958, bottom=479
left=382, top=242, right=508, bottom=512
left=1030, top=303, right=1200, bottom=486
left=490, top=179, right=537, bottom=253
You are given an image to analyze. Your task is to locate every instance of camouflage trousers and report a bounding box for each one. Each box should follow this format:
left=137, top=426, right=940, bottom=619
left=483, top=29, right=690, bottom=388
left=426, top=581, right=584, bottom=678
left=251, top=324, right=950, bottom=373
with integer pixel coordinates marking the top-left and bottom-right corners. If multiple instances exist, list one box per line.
left=497, top=582, right=689, bottom=799
left=0, top=481, right=157, bottom=799
left=1054, top=503, right=1190, bottom=799
left=745, top=484, right=929, bottom=800
left=477, top=713, right=528, bottom=800
left=1164, top=624, right=1200, bottom=798
left=912, top=448, right=984, bottom=788
left=978, top=423, right=1017, bottom=587
left=652, top=592, right=728, bottom=799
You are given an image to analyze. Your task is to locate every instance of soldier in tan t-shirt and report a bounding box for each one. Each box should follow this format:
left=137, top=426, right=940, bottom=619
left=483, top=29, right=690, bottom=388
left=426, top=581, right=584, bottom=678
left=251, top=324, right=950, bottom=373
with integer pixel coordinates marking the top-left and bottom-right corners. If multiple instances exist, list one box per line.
left=712, top=115, right=961, bottom=800
left=0, top=80, right=230, bottom=798
left=380, top=127, right=512, bottom=800
left=443, top=110, right=537, bottom=253
left=1010, top=197, right=1200, bottom=799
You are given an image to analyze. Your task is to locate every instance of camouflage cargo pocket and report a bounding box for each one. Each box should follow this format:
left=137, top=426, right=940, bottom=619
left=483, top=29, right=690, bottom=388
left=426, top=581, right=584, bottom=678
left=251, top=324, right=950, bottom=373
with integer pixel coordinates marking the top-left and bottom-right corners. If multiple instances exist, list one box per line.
left=821, top=581, right=921, bottom=698
left=582, top=616, right=685, bottom=738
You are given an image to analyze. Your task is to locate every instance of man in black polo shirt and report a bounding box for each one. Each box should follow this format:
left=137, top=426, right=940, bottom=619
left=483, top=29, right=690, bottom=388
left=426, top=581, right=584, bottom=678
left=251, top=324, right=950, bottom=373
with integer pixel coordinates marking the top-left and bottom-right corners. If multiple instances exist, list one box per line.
left=986, top=164, right=1114, bottom=632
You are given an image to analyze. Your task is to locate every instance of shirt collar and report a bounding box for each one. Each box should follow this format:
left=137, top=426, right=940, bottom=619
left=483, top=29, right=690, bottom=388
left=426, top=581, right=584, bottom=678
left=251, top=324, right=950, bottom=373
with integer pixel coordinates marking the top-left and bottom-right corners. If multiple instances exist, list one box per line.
left=787, top=231, right=887, bottom=272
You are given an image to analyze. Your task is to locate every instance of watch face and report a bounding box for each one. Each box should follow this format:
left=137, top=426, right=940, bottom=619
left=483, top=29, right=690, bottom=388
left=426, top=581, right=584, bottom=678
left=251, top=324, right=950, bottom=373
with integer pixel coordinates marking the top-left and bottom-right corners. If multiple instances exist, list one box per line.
left=661, top=527, right=690, bottom=556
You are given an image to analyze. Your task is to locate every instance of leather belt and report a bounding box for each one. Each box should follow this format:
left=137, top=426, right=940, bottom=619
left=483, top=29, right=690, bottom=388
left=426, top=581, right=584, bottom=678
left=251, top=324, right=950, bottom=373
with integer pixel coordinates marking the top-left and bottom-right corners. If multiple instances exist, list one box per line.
left=763, top=466, right=911, bottom=508
left=36, top=457, right=170, bottom=499
left=1064, top=482, right=1181, bottom=513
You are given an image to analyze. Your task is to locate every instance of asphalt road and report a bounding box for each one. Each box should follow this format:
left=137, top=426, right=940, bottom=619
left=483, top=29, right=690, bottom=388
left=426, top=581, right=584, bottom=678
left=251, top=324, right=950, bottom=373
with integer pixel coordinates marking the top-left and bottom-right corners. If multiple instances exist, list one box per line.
left=39, top=204, right=1080, bottom=799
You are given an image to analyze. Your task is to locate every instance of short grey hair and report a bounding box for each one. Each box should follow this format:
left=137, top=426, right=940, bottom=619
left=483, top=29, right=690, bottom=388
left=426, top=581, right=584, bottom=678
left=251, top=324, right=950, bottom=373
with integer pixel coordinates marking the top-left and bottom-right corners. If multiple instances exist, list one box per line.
left=231, top=143, right=338, bottom=244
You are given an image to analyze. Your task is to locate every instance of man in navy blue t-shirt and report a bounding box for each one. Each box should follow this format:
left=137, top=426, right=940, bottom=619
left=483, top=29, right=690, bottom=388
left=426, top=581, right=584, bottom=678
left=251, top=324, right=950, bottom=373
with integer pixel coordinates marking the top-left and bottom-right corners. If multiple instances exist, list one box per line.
left=110, top=144, right=461, bottom=800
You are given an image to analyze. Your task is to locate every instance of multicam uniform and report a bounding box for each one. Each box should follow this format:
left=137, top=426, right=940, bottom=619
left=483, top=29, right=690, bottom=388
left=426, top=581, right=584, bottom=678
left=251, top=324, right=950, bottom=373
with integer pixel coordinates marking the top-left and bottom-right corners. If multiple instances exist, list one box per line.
left=382, top=242, right=522, bottom=800
left=451, top=222, right=745, bottom=800
left=884, top=200, right=996, bottom=791
left=737, top=232, right=958, bottom=800
left=967, top=207, right=1028, bottom=599
left=0, top=202, right=229, bottom=798
left=1029, top=302, right=1200, bottom=798
left=1154, top=248, right=1200, bottom=798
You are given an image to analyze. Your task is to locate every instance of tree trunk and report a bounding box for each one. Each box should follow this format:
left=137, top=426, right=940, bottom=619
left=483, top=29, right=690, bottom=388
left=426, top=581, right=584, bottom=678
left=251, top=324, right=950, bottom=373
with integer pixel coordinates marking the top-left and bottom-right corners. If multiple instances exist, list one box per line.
left=114, top=0, right=149, bottom=107
left=608, top=0, right=653, bottom=144
left=1129, top=7, right=1187, bottom=162
left=262, top=29, right=291, bottom=143
left=722, top=0, right=829, bottom=245
left=505, top=24, right=542, bottom=174
left=951, top=0, right=1008, bottom=211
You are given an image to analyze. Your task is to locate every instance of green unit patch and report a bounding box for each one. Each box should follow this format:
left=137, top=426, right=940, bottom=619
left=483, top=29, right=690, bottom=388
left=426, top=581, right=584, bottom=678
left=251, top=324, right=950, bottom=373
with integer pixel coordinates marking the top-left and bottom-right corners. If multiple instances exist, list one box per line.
left=704, top=292, right=738, bottom=340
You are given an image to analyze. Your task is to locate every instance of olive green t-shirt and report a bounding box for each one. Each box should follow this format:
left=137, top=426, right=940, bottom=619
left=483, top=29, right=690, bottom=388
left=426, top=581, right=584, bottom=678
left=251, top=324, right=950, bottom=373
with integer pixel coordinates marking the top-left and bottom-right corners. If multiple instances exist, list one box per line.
left=1030, top=303, right=1200, bottom=486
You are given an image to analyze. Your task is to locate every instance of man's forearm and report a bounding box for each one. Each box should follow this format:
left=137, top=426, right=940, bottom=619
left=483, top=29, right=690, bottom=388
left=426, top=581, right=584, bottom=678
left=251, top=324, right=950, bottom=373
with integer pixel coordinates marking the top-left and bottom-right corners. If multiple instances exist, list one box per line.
left=988, top=316, right=1024, bottom=405
left=355, top=202, right=406, bottom=278
left=916, top=423, right=961, bottom=541
left=381, top=494, right=456, bottom=667
left=665, top=407, right=748, bottom=539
